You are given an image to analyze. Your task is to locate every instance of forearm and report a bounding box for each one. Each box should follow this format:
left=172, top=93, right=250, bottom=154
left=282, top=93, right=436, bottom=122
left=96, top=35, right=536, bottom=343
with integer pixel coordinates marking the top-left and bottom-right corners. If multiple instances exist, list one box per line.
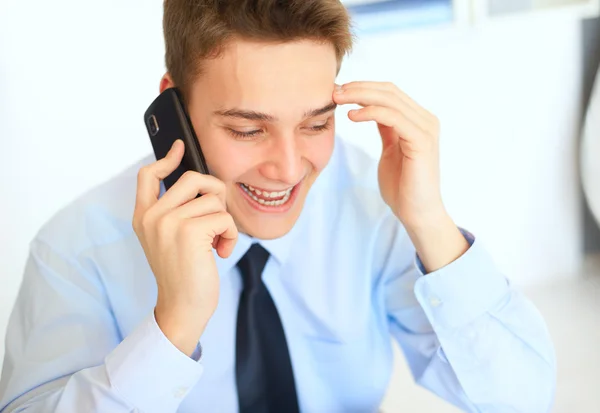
left=411, top=240, right=556, bottom=411
left=385, top=224, right=556, bottom=412
left=419, top=294, right=556, bottom=412
left=1, top=366, right=135, bottom=413
left=1, top=312, right=204, bottom=413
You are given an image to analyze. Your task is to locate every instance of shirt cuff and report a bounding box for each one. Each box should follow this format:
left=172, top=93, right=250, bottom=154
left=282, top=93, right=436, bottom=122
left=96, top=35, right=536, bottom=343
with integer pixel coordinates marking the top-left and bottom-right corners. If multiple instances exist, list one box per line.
left=105, top=311, right=204, bottom=413
left=415, top=227, right=475, bottom=274
left=413, top=231, right=510, bottom=330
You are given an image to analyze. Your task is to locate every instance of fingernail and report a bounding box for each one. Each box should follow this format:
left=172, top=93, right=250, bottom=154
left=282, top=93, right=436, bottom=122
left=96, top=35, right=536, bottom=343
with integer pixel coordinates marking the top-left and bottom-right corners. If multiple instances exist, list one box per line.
left=335, top=84, right=344, bottom=94
left=171, top=139, right=182, bottom=152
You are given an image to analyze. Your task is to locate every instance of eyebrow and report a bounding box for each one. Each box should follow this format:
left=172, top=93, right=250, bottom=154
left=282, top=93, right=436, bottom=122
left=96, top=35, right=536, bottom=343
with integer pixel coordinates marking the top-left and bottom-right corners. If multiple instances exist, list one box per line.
left=214, top=102, right=337, bottom=122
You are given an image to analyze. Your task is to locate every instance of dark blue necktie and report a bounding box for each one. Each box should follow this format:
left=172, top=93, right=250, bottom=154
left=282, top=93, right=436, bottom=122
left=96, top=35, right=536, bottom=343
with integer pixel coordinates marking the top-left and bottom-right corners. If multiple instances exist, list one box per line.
left=235, top=243, right=300, bottom=413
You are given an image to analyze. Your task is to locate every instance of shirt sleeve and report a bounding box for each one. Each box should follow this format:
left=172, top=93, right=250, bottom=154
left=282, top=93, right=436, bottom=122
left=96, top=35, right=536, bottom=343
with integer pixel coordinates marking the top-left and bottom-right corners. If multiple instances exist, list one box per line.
left=0, top=238, right=204, bottom=413
left=380, top=217, right=557, bottom=412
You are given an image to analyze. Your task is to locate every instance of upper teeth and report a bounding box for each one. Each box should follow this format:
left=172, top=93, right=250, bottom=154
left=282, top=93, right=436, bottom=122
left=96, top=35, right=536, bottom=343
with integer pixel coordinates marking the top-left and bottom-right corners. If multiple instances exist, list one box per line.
left=243, top=184, right=292, bottom=198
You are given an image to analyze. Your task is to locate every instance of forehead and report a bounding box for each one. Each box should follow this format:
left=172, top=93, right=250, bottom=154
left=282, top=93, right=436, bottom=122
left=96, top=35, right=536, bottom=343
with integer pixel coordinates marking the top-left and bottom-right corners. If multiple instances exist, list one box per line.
left=192, top=39, right=338, bottom=114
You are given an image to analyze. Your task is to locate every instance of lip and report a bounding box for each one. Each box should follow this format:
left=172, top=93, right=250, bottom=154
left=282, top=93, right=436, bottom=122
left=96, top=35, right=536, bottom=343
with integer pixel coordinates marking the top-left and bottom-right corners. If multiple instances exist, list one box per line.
left=239, top=183, right=295, bottom=195
left=237, top=180, right=303, bottom=213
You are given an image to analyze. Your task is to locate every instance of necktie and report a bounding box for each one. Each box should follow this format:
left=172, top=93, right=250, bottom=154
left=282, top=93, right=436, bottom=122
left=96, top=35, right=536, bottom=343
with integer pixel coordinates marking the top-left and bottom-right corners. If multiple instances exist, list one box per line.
left=235, top=243, right=300, bottom=413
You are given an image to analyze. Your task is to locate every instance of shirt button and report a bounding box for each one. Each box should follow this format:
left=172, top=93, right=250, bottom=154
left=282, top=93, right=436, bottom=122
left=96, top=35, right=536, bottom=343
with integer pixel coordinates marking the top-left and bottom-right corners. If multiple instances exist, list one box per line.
left=429, top=297, right=442, bottom=307
left=173, top=386, right=188, bottom=399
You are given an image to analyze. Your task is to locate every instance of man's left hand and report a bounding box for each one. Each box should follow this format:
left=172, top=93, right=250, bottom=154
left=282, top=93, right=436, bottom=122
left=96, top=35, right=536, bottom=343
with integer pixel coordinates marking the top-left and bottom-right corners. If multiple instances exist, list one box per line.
left=333, top=81, right=445, bottom=228
left=333, top=81, right=469, bottom=273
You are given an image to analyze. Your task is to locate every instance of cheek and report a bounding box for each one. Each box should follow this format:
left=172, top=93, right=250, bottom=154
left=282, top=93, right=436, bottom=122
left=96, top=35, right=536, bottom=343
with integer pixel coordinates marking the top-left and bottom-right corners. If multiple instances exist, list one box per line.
left=306, top=133, right=335, bottom=172
left=197, top=128, right=335, bottom=180
left=198, top=133, right=253, bottom=182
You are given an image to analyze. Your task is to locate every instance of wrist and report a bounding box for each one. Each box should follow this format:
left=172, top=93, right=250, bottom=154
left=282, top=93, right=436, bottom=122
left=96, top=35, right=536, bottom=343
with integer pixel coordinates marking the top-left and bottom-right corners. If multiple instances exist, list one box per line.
left=399, top=204, right=449, bottom=233
left=403, top=212, right=469, bottom=274
left=404, top=211, right=454, bottom=244
left=154, top=301, right=210, bottom=357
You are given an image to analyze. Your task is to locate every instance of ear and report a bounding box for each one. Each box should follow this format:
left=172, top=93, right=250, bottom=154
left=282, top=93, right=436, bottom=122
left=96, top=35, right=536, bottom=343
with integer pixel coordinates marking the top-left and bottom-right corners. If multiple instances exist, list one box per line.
left=159, top=73, right=176, bottom=94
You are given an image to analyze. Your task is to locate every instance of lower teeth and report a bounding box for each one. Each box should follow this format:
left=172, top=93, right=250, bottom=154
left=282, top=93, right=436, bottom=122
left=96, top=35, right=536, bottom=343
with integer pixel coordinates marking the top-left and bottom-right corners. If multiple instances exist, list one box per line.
left=240, top=184, right=291, bottom=206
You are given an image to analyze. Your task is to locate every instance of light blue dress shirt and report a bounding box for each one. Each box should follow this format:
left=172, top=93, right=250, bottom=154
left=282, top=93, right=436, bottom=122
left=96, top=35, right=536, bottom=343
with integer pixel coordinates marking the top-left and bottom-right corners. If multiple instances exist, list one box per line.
left=0, top=137, right=556, bottom=413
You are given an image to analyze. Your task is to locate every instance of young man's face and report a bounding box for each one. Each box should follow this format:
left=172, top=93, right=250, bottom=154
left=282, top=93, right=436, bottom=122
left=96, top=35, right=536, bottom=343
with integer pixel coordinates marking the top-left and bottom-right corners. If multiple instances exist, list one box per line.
left=160, top=39, right=338, bottom=239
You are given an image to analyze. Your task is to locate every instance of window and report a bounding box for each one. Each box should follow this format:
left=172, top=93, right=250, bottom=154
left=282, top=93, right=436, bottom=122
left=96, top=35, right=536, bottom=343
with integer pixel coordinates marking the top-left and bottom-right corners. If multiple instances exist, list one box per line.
left=342, top=0, right=455, bottom=33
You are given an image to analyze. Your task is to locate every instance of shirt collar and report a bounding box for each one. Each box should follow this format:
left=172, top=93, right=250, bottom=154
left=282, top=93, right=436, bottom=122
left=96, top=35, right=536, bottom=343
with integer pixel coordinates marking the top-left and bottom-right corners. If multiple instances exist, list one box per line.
left=214, top=207, right=306, bottom=275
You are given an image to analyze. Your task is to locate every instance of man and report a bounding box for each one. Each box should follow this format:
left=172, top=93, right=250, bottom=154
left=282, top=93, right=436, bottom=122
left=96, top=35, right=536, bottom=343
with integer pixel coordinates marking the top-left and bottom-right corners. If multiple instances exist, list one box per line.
left=0, top=0, right=556, bottom=412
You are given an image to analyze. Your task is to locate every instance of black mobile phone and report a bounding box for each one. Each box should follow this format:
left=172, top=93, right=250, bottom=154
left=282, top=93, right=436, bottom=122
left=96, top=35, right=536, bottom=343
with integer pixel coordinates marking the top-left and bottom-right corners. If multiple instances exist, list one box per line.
left=143, top=87, right=210, bottom=192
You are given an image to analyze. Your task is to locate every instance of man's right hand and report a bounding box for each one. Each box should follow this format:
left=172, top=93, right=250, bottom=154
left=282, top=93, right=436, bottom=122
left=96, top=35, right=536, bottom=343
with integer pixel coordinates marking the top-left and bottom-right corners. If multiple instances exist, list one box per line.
left=132, top=139, right=238, bottom=357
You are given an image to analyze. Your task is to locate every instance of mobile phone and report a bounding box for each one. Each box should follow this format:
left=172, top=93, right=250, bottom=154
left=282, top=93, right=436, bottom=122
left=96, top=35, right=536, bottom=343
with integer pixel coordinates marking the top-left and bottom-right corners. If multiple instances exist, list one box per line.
left=143, top=87, right=210, bottom=193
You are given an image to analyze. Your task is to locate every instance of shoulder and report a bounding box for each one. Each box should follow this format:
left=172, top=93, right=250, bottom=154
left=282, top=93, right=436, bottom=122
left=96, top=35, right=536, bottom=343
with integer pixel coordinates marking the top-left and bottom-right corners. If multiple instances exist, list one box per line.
left=302, top=137, right=411, bottom=280
left=319, top=137, right=391, bottom=223
left=34, top=154, right=155, bottom=254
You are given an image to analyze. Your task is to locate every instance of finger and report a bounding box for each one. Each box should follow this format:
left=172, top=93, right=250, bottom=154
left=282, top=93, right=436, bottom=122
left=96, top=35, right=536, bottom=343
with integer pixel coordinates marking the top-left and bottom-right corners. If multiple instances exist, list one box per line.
left=135, top=139, right=184, bottom=216
left=172, top=193, right=225, bottom=220
left=335, top=85, right=400, bottom=108
left=156, top=171, right=227, bottom=214
left=193, top=211, right=238, bottom=258
left=347, top=82, right=440, bottom=136
left=340, top=81, right=423, bottom=114
left=216, top=230, right=237, bottom=258
left=348, top=106, right=428, bottom=153
left=334, top=86, right=430, bottom=132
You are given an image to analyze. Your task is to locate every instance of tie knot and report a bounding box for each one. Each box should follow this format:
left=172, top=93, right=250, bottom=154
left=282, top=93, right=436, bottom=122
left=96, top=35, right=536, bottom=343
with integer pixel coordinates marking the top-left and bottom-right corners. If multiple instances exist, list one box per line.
left=236, top=243, right=270, bottom=290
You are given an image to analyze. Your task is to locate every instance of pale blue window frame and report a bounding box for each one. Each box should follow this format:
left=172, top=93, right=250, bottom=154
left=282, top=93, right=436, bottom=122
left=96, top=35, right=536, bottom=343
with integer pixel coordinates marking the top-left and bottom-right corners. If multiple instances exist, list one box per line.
left=344, top=0, right=454, bottom=34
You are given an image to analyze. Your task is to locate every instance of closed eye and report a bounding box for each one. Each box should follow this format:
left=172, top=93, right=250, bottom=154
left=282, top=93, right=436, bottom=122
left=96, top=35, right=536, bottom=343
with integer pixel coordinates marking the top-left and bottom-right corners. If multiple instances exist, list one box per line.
left=227, top=128, right=262, bottom=140
left=227, top=117, right=333, bottom=140
left=308, top=123, right=331, bottom=132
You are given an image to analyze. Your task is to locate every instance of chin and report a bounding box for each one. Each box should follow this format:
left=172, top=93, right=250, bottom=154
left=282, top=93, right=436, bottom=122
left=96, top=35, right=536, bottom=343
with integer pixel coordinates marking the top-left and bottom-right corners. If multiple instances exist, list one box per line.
left=242, top=225, right=293, bottom=240
left=235, top=213, right=301, bottom=240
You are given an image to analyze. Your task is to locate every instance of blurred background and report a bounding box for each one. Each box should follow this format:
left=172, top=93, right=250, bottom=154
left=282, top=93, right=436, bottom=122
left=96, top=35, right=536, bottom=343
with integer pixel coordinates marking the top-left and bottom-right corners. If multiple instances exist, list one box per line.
left=1, top=0, right=599, bottom=411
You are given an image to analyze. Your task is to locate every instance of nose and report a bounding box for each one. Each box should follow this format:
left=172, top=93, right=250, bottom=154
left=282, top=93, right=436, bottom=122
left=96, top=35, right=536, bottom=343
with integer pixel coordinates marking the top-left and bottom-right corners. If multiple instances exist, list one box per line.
left=260, top=135, right=304, bottom=185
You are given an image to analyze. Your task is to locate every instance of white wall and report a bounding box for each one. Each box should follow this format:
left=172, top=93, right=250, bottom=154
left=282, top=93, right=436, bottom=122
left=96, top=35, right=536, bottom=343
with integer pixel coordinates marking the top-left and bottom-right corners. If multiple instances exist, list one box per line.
left=336, top=15, right=584, bottom=288
left=0, top=1, right=584, bottom=373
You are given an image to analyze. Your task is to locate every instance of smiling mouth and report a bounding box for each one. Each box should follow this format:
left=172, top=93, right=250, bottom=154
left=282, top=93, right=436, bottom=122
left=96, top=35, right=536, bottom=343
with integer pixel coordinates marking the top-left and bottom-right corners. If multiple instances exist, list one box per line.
left=238, top=183, right=294, bottom=206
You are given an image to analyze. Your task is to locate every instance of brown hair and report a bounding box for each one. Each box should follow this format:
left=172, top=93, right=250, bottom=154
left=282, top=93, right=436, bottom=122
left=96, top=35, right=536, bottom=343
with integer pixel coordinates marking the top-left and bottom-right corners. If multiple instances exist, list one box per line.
left=163, top=0, right=354, bottom=99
